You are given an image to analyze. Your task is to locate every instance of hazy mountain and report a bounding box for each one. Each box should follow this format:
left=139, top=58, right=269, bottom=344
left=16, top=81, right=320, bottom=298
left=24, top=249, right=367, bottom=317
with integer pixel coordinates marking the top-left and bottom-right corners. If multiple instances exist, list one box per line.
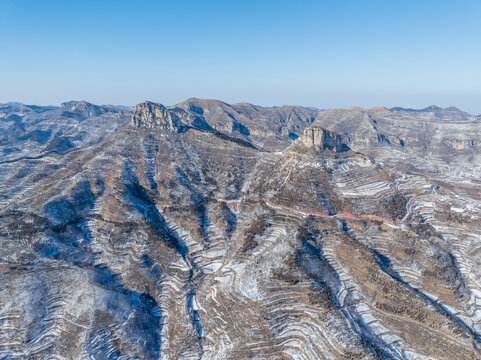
left=390, top=105, right=475, bottom=121
left=0, top=99, right=480, bottom=359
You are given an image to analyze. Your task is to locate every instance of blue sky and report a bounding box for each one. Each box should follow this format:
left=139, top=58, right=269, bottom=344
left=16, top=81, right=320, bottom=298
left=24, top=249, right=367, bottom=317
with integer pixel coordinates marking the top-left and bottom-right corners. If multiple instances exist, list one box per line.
left=1, top=0, right=480, bottom=112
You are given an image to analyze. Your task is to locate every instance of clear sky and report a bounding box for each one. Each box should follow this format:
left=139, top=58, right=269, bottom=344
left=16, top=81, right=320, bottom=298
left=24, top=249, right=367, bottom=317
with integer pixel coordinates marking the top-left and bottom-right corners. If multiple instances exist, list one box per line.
left=1, top=0, right=480, bottom=112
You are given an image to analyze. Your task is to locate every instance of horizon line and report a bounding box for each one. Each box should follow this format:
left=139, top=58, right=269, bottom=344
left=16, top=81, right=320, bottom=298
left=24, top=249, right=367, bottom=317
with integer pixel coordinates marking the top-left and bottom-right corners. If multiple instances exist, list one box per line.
left=2, top=99, right=479, bottom=116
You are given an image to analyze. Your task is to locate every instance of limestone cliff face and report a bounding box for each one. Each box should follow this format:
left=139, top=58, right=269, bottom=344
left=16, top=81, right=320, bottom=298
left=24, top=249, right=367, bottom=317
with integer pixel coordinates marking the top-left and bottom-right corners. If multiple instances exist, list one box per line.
left=292, top=126, right=350, bottom=152
left=131, top=101, right=186, bottom=132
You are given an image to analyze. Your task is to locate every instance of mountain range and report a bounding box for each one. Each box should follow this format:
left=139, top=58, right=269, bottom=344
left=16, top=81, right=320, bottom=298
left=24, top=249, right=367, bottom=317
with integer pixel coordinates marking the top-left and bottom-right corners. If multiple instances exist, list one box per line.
left=1, top=99, right=480, bottom=359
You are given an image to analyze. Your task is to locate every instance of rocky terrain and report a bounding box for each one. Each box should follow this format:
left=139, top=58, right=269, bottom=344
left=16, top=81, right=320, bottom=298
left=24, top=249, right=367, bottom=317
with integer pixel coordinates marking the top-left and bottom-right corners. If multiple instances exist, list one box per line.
left=1, top=99, right=481, bottom=359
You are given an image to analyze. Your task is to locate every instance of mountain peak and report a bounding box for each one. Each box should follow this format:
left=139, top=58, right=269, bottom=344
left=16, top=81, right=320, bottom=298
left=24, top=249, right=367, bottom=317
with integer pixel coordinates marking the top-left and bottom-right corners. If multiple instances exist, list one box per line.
left=445, top=105, right=462, bottom=112
left=61, top=100, right=96, bottom=111
left=59, top=100, right=106, bottom=119
left=390, top=104, right=473, bottom=121
left=422, top=104, right=442, bottom=111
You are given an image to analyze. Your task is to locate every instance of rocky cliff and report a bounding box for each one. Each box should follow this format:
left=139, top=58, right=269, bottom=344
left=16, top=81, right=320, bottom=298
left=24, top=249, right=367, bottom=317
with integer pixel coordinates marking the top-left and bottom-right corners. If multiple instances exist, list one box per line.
left=290, top=126, right=350, bottom=152
left=131, top=101, right=187, bottom=132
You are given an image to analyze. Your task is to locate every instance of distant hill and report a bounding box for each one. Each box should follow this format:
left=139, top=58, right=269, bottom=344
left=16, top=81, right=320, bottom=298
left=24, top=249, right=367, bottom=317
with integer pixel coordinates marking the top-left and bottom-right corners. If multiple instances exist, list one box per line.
left=390, top=105, right=475, bottom=121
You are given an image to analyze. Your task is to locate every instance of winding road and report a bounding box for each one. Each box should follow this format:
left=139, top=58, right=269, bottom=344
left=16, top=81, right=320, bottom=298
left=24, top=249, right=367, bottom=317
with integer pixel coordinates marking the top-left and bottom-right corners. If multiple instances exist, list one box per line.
left=221, top=196, right=397, bottom=225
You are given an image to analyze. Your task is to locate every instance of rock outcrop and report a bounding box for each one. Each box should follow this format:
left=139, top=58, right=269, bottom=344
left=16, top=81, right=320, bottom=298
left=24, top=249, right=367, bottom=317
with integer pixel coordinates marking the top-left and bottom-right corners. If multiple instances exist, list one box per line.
left=131, top=101, right=186, bottom=132
left=291, top=126, right=350, bottom=152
